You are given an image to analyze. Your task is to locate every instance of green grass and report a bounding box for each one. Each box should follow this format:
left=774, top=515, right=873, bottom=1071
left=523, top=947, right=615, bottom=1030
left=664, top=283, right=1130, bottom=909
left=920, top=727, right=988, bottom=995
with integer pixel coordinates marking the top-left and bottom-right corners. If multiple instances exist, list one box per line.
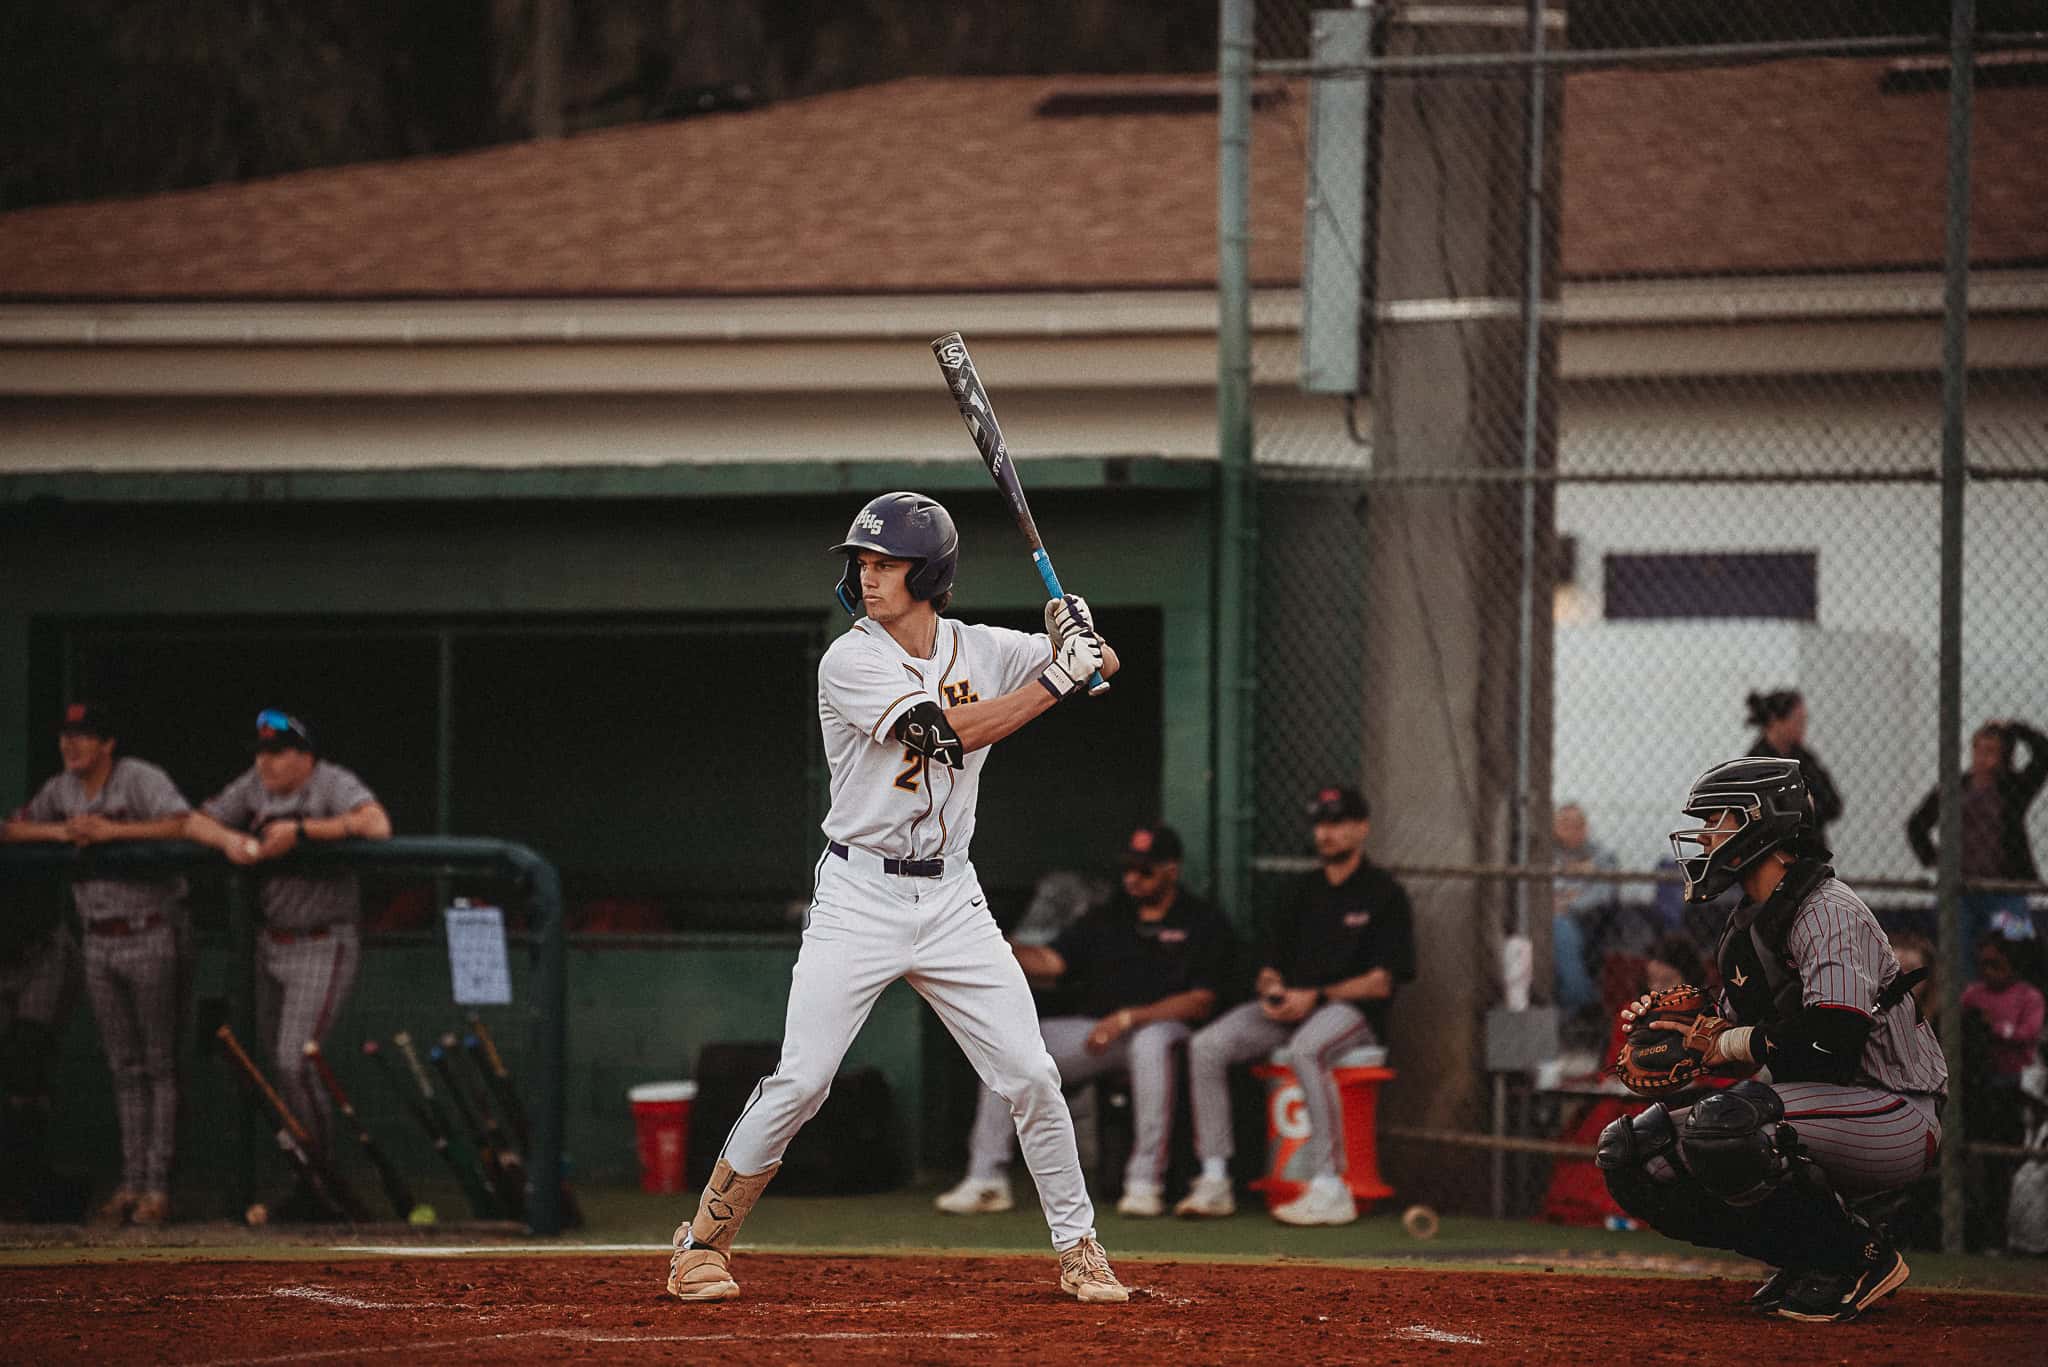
left=7, top=1181, right=2046, bottom=1297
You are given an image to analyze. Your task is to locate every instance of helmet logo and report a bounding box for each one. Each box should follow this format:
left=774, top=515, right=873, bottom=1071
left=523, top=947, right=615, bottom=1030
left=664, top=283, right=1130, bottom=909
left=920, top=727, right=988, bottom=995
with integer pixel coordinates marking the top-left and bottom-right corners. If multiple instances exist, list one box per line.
left=856, top=511, right=885, bottom=534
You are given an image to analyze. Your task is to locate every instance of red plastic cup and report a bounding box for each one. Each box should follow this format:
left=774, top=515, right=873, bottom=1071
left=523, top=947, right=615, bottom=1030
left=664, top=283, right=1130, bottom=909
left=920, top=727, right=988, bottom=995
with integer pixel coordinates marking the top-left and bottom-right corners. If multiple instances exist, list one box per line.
left=628, top=1081, right=697, bottom=1194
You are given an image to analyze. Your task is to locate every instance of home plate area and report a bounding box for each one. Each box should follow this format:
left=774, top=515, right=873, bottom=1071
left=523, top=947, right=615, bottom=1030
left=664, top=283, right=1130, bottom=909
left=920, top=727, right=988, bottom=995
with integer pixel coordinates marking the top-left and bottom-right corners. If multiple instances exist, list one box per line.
left=3, top=1253, right=2038, bottom=1365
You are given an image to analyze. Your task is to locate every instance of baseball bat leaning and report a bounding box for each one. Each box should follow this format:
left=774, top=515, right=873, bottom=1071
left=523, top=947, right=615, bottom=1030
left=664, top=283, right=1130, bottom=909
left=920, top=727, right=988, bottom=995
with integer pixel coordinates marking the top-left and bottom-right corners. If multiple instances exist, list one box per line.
left=214, top=1024, right=365, bottom=1221
left=366, top=1037, right=501, bottom=1221
left=305, top=1040, right=428, bottom=1223
left=463, top=1017, right=584, bottom=1229
left=431, top=1036, right=526, bottom=1219
left=464, top=1015, right=529, bottom=1149
left=930, top=331, right=1109, bottom=695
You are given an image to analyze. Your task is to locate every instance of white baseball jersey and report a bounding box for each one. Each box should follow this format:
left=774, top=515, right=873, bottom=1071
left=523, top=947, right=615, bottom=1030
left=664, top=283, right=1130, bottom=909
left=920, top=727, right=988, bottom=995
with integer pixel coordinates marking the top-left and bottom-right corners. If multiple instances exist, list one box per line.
left=818, top=616, right=1053, bottom=861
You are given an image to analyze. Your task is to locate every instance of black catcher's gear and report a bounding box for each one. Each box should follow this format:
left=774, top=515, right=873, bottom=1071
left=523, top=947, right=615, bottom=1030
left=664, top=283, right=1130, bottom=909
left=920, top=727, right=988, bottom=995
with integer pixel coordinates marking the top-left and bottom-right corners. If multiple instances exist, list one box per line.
left=1679, top=1081, right=1798, bottom=1206
left=1669, top=756, right=1813, bottom=904
left=832, top=492, right=960, bottom=615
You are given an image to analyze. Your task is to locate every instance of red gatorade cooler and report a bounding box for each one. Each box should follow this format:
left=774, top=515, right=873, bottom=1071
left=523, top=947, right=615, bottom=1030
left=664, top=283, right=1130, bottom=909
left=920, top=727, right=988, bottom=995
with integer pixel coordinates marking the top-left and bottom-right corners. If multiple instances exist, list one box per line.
left=628, top=1081, right=698, bottom=1194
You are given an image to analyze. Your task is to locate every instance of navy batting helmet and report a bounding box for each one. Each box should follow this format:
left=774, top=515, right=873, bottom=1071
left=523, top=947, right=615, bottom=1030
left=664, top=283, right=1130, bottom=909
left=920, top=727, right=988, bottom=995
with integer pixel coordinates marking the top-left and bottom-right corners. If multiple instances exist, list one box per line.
left=831, top=491, right=960, bottom=616
left=1668, top=756, right=1812, bottom=904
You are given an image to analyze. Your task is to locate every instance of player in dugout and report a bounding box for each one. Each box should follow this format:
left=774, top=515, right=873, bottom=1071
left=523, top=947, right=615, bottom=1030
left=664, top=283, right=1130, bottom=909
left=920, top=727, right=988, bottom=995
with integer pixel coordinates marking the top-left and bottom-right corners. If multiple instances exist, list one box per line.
left=665, top=491, right=1134, bottom=1305
left=2, top=702, right=194, bottom=1227
left=183, top=709, right=390, bottom=1188
left=1176, top=783, right=1417, bottom=1226
left=934, top=822, right=1237, bottom=1219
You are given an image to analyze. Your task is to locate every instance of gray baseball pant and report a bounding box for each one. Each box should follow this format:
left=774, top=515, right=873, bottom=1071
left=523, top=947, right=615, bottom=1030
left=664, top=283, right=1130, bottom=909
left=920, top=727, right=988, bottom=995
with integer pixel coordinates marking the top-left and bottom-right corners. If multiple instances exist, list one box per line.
left=966, top=1017, right=1191, bottom=1191
left=1187, top=999, right=1375, bottom=1181
left=82, top=917, right=189, bottom=1193
left=256, top=925, right=360, bottom=1159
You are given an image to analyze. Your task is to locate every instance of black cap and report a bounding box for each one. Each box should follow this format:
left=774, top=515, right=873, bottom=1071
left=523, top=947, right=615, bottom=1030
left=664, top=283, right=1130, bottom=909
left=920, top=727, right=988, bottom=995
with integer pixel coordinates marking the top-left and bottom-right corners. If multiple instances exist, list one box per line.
left=1307, top=785, right=1369, bottom=823
left=254, top=708, right=316, bottom=754
left=59, top=701, right=116, bottom=738
left=1122, top=823, right=1185, bottom=868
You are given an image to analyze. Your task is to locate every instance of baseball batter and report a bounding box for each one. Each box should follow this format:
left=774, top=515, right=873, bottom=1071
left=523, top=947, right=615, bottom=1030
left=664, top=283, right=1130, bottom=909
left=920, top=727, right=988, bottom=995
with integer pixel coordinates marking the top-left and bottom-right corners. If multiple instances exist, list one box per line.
left=1599, top=757, right=1948, bottom=1323
left=184, top=710, right=391, bottom=1164
left=1, top=703, right=193, bottom=1226
left=666, top=491, right=1131, bottom=1305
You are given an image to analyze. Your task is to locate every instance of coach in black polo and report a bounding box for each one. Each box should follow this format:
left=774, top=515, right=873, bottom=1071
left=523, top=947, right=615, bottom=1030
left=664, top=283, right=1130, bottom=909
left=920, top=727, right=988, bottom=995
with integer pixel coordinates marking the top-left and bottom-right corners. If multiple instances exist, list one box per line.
left=1175, top=784, right=1416, bottom=1225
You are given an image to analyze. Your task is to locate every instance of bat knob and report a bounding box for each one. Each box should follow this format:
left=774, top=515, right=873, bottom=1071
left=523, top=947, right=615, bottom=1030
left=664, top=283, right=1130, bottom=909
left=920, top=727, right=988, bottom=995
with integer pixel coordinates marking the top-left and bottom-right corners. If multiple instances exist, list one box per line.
left=1086, top=678, right=1112, bottom=697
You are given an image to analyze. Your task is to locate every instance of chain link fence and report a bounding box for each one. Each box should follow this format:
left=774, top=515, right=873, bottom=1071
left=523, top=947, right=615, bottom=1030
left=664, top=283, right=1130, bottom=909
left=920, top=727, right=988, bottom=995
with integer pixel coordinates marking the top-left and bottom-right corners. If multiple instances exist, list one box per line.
left=1229, top=0, right=2048, bottom=1246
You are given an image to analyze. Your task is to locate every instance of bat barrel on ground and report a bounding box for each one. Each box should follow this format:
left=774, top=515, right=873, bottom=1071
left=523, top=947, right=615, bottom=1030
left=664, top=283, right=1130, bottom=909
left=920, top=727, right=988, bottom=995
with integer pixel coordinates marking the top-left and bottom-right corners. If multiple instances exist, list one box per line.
left=306, top=1040, right=423, bottom=1222
left=430, top=1037, right=526, bottom=1219
left=214, top=1024, right=364, bottom=1221
left=930, top=330, right=1108, bottom=695
left=375, top=1035, right=501, bottom=1219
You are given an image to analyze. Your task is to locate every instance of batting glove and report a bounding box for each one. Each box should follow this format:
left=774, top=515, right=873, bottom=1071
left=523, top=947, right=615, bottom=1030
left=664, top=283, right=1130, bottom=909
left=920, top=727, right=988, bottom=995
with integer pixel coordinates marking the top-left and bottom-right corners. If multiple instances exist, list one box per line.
left=1040, top=629, right=1105, bottom=700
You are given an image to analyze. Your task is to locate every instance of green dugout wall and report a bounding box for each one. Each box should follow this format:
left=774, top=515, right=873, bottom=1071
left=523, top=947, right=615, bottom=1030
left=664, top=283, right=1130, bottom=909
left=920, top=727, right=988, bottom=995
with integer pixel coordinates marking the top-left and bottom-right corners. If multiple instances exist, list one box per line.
left=0, top=458, right=1220, bottom=1182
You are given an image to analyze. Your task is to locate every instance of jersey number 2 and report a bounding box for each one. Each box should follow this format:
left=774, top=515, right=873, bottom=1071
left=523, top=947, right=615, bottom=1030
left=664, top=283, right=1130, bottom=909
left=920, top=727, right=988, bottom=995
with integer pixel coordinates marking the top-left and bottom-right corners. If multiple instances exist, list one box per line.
left=894, top=747, right=927, bottom=794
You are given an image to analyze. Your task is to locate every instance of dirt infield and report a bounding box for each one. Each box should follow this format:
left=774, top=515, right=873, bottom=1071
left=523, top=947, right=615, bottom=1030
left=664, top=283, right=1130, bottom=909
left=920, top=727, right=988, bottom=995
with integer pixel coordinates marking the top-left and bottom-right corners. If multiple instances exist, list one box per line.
left=1, top=1251, right=2031, bottom=1364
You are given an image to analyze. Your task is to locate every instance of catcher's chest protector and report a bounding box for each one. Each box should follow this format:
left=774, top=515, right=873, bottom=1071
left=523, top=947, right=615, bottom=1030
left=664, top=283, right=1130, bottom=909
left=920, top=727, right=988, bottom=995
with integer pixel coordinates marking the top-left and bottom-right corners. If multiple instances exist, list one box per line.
left=1716, top=860, right=1832, bottom=1029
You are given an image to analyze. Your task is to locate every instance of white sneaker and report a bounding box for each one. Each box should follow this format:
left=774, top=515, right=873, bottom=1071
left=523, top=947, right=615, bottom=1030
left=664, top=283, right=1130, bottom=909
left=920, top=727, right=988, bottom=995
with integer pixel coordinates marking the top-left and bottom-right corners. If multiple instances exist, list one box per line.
left=933, top=1176, right=1014, bottom=1215
left=1172, top=1175, right=1237, bottom=1218
left=1115, top=1184, right=1165, bottom=1218
left=1270, top=1178, right=1357, bottom=1227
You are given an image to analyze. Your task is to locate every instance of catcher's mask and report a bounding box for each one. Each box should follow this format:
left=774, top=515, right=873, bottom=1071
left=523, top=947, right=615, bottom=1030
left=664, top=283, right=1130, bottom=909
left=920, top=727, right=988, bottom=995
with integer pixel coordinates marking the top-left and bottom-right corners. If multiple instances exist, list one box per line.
left=1669, top=756, right=1811, bottom=904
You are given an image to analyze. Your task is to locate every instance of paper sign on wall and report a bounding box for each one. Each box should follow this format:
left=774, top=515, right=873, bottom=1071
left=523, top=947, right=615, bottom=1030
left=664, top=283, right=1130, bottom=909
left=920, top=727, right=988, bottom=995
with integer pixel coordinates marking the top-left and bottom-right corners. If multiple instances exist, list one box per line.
left=445, top=902, right=513, bottom=1005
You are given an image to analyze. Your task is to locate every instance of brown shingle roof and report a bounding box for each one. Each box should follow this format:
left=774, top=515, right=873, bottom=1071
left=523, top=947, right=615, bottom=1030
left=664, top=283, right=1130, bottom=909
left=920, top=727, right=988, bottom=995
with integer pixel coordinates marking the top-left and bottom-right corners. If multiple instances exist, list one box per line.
left=0, top=63, right=2040, bottom=301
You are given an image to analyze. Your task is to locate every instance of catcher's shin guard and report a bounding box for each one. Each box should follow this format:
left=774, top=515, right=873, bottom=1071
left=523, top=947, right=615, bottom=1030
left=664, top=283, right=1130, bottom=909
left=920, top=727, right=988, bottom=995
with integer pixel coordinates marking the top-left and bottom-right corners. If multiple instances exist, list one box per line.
left=666, top=1158, right=778, bottom=1302
left=1599, top=1097, right=1878, bottom=1276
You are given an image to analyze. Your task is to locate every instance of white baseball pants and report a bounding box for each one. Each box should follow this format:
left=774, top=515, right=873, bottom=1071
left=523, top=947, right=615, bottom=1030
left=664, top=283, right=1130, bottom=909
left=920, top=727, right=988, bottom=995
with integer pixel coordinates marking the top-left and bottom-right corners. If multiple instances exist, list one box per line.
left=719, top=846, right=1098, bottom=1248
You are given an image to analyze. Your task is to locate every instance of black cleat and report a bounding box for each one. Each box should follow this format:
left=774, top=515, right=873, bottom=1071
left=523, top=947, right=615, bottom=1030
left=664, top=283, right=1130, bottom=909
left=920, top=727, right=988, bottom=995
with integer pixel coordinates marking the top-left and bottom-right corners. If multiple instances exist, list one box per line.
left=1771, top=1243, right=1909, bottom=1323
left=1748, top=1266, right=1799, bottom=1314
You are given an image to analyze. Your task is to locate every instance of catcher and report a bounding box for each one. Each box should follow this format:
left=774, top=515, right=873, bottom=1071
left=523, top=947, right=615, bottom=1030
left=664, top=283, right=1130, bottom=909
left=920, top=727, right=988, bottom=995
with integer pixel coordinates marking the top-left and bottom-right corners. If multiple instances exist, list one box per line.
left=1600, top=757, right=1946, bottom=1323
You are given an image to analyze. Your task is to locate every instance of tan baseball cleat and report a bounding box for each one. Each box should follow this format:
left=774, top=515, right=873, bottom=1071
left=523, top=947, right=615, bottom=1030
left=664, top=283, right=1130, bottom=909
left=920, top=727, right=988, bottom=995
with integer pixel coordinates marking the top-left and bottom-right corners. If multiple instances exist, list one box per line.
left=1057, top=1236, right=1130, bottom=1303
left=667, top=1232, right=740, bottom=1302
left=129, top=1192, right=171, bottom=1227
left=93, top=1187, right=140, bottom=1226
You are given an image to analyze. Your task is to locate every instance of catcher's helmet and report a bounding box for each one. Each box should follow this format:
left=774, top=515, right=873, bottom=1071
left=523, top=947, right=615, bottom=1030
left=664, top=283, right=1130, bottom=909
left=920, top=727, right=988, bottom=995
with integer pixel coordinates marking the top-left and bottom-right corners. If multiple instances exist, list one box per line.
left=831, top=491, right=959, bottom=616
left=1668, top=756, right=1812, bottom=904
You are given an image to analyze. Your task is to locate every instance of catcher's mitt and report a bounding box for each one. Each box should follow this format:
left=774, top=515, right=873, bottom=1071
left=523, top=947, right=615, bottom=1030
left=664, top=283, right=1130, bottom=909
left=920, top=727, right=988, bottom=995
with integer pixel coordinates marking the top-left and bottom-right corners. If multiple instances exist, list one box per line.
left=1611, top=985, right=1729, bottom=1097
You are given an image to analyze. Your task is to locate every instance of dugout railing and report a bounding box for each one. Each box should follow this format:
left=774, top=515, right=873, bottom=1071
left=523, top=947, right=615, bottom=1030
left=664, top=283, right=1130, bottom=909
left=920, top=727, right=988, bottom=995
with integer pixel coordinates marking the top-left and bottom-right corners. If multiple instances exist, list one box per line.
left=0, top=836, right=568, bottom=1235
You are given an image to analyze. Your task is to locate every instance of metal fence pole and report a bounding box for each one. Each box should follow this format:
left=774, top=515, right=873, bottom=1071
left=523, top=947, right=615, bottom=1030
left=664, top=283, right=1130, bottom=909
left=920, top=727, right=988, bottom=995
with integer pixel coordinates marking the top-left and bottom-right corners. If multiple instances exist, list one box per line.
left=1936, top=0, right=1975, bottom=1258
left=227, top=872, right=256, bottom=1217
left=1216, top=0, right=1257, bottom=926
left=518, top=849, right=567, bottom=1236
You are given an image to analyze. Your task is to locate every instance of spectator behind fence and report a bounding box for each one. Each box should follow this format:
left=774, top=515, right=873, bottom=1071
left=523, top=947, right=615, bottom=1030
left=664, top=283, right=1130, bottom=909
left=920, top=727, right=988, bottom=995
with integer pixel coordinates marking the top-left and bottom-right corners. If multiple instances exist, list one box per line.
left=183, top=709, right=391, bottom=1182
left=1175, top=784, right=1416, bottom=1228
left=1552, top=802, right=1620, bottom=1019
left=1960, top=933, right=2044, bottom=1250
left=1746, top=689, right=1844, bottom=850
left=934, top=823, right=1235, bottom=1220
left=1643, top=933, right=1705, bottom=995
left=1, top=702, right=194, bottom=1228
left=1907, top=718, right=2048, bottom=950
left=1887, top=931, right=1940, bottom=1032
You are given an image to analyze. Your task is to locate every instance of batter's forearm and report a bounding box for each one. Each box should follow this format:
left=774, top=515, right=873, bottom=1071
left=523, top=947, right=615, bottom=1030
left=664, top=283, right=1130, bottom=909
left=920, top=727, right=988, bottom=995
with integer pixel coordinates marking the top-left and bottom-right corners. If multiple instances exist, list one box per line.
left=945, top=684, right=1058, bottom=753
left=0, top=819, right=68, bottom=843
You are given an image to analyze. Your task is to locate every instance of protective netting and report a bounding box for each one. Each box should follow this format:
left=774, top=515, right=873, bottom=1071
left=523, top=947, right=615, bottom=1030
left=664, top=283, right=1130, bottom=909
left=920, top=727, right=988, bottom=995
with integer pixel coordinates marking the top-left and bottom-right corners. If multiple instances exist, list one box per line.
left=1238, top=1, right=2048, bottom=1239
